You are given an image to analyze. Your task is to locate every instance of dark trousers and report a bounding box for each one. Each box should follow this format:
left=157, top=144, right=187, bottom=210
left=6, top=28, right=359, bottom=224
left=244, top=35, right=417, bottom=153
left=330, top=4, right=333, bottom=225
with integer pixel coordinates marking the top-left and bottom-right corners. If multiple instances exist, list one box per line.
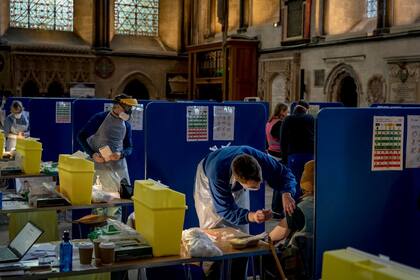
left=206, top=258, right=248, bottom=280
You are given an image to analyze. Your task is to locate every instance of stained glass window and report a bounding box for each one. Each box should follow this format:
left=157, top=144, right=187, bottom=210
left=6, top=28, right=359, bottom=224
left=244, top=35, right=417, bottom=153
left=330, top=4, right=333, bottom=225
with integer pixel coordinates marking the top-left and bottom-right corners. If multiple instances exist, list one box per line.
left=366, top=0, right=377, bottom=18
left=10, top=0, right=73, bottom=31
left=115, top=0, right=159, bottom=36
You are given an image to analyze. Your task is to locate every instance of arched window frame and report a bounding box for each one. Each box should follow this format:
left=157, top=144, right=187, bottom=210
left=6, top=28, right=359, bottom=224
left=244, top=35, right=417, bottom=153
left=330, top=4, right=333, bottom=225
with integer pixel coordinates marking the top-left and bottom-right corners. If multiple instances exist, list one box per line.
left=114, top=0, right=159, bottom=36
left=9, top=0, right=74, bottom=31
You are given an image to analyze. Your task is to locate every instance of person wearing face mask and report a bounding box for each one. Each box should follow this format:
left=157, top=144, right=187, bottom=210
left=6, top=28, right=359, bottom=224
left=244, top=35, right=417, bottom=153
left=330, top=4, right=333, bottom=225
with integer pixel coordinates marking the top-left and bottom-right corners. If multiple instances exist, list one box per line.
left=194, top=145, right=296, bottom=280
left=77, top=94, right=137, bottom=192
left=194, top=145, right=296, bottom=231
left=4, top=100, right=30, bottom=151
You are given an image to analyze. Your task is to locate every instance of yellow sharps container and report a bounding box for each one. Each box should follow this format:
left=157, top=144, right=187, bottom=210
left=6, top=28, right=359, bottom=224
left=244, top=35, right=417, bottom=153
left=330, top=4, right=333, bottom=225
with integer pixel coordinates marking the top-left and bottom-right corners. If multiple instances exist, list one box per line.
left=133, top=179, right=187, bottom=257
left=322, top=248, right=420, bottom=280
left=15, top=138, right=42, bottom=174
left=58, top=154, right=94, bottom=205
left=0, top=130, right=4, bottom=158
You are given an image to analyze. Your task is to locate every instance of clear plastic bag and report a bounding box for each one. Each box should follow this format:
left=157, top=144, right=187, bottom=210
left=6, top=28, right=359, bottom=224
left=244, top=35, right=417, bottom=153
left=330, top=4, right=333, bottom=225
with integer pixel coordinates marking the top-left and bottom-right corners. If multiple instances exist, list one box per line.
left=182, top=228, right=223, bottom=257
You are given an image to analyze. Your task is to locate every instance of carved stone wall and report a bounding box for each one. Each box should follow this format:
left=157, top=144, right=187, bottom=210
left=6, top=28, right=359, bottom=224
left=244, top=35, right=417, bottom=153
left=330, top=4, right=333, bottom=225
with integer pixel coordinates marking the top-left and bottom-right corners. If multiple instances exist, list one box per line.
left=387, top=62, right=420, bottom=103
left=12, top=54, right=94, bottom=95
left=367, top=75, right=386, bottom=104
left=258, top=53, right=300, bottom=113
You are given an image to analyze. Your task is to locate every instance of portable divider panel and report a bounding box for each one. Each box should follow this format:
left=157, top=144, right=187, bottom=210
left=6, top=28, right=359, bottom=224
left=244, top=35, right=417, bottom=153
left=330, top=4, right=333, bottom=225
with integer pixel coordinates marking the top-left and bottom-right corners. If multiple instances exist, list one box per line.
left=290, top=101, right=344, bottom=115
left=29, top=98, right=75, bottom=162
left=145, top=101, right=268, bottom=234
left=72, top=98, right=148, bottom=184
left=315, top=108, right=420, bottom=278
left=371, top=103, right=420, bottom=107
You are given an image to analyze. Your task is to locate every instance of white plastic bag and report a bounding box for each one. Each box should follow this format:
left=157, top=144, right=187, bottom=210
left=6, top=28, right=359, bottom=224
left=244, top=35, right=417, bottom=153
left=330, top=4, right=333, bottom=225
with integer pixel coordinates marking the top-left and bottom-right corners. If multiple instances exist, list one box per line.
left=182, top=228, right=222, bottom=257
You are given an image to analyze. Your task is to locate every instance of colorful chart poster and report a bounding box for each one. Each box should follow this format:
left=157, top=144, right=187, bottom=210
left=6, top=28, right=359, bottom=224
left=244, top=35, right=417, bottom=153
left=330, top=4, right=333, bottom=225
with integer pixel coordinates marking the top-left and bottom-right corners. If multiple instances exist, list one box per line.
left=406, top=115, right=420, bottom=168
left=187, top=106, right=208, bottom=141
left=55, top=102, right=71, bottom=124
left=371, top=116, right=404, bottom=171
left=213, top=106, right=235, bottom=141
left=129, top=104, right=144, bottom=131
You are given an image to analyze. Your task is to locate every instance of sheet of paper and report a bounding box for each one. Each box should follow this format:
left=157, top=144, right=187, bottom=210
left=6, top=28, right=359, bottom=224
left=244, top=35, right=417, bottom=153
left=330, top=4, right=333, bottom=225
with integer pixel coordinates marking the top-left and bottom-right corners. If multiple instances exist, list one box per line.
left=187, top=106, right=208, bottom=142
left=213, top=106, right=235, bottom=141
left=406, top=115, right=420, bottom=168
left=99, top=145, right=112, bottom=161
left=371, top=116, right=404, bottom=171
left=55, top=102, right=71, bottom=124
left=129, top=104, right=144, bottom=131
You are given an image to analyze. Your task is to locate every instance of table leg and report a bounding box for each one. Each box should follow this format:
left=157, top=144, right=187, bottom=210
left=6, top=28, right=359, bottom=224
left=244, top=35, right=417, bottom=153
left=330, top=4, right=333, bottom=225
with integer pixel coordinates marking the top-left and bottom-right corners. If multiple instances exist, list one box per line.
left=250, top=257, right=256, bottom=280
left=138, top=268, right=147, bottom=280
left=259, top=255, right=265, bottom=280
left=226, top=259, right=232, bottom=280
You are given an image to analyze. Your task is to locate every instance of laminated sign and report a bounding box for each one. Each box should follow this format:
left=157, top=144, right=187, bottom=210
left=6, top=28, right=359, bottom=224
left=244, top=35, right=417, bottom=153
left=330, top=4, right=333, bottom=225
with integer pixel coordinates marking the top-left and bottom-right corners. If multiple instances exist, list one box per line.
left=56, top=102, right=71, bottom=124
left=371, top=116, right=404, bottom=171
left=187, top=106, right=208, bottom=142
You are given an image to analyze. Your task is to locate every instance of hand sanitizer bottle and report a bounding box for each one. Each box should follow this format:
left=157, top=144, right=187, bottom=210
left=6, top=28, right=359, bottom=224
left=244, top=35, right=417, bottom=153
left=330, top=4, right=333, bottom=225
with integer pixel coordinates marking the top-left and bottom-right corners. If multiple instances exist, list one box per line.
left=59, top=231, right=73, bottom=272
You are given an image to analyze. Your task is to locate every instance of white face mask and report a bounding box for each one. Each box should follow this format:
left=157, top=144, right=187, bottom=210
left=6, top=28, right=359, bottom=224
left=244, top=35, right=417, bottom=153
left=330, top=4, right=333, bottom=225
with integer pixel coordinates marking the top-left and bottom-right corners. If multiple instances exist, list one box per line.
left=14, top=113, right=22, bottom=119
left=239, top=181, right=262, bottom=191
left=118, top=112, right=130, bottom=121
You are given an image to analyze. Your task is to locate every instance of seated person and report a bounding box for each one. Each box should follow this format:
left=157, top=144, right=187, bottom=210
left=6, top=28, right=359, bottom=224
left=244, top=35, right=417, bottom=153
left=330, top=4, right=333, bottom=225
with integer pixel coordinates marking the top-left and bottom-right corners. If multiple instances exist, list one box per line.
left=269, top=160, right=314, bottom=241
left=4, top=100, right=30, bottom=151
left=265, top=160, right=314, bottom=280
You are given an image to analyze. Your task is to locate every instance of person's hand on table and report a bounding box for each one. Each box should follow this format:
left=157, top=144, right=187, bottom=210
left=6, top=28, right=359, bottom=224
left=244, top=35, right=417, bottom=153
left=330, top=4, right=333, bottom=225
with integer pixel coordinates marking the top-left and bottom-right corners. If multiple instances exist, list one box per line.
left=92, top=153, right=105, bottom=163
left=109, top=152, right=121, bottom=161
left=282, top=192, right=296, bottom=215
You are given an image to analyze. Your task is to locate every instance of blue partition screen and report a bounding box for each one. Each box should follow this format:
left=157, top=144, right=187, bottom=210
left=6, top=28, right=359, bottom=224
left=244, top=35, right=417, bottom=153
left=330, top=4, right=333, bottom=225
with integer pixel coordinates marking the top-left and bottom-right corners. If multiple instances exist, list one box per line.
left=371, top=103, right=420, bottom=107
left=145, top=102, right=268, bottom=233
left=315, top=108, right=420, bottom=278
left=72, top=99, right=147, bottom=182
left=29, top=98, right=75, bottom=162
left=290, top=101, right=344, bottom=113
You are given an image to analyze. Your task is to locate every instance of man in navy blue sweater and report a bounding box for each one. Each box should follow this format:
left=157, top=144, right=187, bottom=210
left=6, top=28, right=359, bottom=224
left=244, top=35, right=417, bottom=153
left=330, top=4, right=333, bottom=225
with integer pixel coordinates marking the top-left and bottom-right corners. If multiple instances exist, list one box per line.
left=77, top=94, right=137, bottom=191
left=194, top=145, right=297, bottom=231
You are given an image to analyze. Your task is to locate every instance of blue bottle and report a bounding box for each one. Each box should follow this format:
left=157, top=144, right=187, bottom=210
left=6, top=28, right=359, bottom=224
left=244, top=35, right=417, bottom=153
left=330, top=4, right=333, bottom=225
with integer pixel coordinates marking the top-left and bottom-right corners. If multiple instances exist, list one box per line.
left=59, top=231, right=73, bottom=272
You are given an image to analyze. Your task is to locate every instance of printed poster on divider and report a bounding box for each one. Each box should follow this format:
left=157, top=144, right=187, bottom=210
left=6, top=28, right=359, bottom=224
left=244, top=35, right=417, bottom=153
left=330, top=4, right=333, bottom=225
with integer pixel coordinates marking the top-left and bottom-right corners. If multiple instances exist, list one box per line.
left=371, top=116, right=404, bottom=171
left=129, top=104, right=144, bottom=131
left=213, top=106, right=235, bottom=141
left=406, top=115, right=420, bottom=168
left=186, top=106, right=208, bottom=141
left=55, top=102, right=71, bottom=124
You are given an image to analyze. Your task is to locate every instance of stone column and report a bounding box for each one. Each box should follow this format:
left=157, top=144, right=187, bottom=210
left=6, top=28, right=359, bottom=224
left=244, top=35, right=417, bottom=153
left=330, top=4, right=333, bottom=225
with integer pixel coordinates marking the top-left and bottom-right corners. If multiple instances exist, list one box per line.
left=237, top=0, right=247, bottom=33
left=94, top=0, right=111, bottom=50
left=374, top=0, right=390, bottom=35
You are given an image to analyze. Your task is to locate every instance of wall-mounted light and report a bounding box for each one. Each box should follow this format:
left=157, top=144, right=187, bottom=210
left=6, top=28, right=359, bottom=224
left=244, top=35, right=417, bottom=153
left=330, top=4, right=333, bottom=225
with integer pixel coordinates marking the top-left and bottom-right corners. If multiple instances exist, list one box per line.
left=273, top=21, right=280, bottom=27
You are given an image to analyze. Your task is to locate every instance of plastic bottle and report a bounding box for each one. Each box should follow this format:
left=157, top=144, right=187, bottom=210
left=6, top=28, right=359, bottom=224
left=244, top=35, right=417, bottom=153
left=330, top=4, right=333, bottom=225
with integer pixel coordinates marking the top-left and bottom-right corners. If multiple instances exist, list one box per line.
left=59, top=231, right=73, bottom=272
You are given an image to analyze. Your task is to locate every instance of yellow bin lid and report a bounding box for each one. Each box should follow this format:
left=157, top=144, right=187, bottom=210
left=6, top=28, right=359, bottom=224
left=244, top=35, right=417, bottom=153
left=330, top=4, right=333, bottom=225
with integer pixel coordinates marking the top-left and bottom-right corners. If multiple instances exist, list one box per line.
left=58, top=154, right=94, bottom=172
left=133, top=179, right=186, bottom=209
left=16, top=138, right=42, bottom=150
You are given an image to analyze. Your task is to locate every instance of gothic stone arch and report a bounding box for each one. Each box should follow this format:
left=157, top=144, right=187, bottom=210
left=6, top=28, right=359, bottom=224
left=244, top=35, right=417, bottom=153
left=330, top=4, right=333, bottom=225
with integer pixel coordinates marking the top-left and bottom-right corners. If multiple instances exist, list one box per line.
left=116, top=72, right=157, bottom=99
left=324, top=63, right=363, bottom=104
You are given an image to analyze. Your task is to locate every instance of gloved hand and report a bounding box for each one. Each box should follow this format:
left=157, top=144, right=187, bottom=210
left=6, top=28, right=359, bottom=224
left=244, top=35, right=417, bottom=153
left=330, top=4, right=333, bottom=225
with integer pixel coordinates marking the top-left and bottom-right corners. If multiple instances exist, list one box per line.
left=109, top=152, right=121, bottom=161
left=92, top=153, right=105, bottom=163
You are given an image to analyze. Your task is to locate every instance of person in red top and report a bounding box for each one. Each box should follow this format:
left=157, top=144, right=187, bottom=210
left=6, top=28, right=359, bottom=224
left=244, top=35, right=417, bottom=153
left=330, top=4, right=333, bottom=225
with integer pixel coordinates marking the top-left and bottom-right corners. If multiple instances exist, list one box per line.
left=266, top=102, right=288, bottom=159
left=266, top=102, right=289, bottom=219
